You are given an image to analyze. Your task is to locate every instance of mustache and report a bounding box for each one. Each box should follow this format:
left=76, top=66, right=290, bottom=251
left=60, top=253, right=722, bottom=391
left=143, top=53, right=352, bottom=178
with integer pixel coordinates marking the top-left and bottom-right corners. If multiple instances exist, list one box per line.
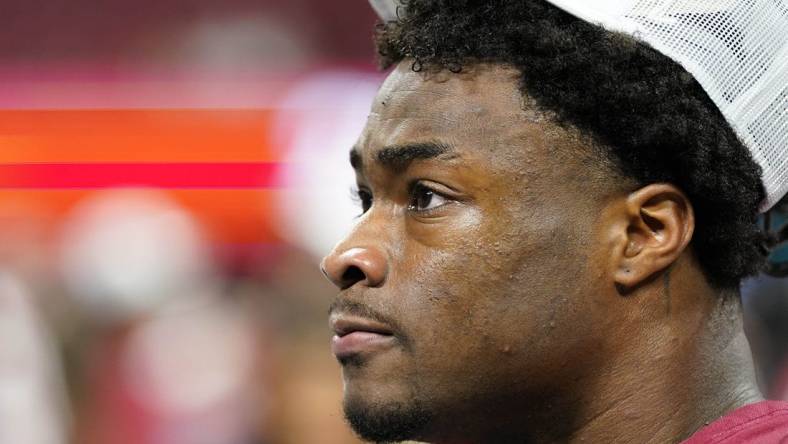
left=328, top=299, right=410, bottom=345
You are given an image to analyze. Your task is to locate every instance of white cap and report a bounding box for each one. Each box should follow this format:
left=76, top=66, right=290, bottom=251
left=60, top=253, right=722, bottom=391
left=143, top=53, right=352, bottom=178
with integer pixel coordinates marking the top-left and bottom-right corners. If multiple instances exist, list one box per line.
left=369, top=0, right=788, bottom=212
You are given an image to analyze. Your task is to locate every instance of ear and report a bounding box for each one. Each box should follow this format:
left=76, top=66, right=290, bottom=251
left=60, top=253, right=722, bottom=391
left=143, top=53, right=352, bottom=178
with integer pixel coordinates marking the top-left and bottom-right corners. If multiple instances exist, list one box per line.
left=613, top=184, right=695, bottom=292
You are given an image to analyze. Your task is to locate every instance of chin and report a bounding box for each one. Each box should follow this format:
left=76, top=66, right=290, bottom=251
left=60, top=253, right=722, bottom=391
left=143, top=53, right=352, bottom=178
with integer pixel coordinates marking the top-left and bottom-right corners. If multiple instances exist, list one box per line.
left=339, top=350, right=436, bottom=441
left=343, top=389, right=433, bottom=443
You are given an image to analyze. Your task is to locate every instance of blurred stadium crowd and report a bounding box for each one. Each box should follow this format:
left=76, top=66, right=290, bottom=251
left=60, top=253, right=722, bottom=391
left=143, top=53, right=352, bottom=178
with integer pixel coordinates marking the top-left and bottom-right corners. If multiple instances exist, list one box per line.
left=0, top=1, right=786, bottom=443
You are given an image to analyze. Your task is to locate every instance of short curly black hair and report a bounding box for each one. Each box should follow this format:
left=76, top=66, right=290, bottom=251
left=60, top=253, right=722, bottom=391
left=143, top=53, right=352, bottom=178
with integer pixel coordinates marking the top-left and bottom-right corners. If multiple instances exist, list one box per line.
left=374, top=0, right=767, bottom=290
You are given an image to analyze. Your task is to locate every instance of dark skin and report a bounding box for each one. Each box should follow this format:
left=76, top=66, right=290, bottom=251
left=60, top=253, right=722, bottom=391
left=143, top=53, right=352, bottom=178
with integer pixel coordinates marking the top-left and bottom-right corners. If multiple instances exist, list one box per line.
left=322, top=61, right=761, bottom=444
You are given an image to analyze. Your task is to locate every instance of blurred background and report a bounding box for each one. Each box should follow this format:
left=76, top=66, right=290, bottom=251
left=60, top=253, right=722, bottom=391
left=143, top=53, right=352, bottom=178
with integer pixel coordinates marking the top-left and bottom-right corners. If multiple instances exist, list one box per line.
left=0, top=1, right=786, bottom=443
left=0, top=1, right=380, bottom=443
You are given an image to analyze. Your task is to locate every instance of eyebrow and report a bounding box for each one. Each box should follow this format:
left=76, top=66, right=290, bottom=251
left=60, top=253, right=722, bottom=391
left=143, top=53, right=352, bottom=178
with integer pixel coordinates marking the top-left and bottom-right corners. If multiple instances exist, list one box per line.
left=350, top=141, right=456, bottom=172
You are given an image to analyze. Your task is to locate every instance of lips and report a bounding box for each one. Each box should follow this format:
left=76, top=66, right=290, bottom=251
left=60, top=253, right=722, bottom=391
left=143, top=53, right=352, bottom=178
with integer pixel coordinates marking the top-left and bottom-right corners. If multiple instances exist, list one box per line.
left=330, top=314, right=396, bottom=360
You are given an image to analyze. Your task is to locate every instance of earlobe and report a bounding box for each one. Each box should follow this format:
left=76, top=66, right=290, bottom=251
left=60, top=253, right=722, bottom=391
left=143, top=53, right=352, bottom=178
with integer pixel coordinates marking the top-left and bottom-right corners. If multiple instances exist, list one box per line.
left=613, top=184, right=695, bottom=292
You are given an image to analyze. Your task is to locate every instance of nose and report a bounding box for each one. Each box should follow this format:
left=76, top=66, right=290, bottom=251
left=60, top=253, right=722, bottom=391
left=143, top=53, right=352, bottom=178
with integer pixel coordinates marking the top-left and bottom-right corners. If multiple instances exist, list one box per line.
left=321, top=246, right=388, bottom=290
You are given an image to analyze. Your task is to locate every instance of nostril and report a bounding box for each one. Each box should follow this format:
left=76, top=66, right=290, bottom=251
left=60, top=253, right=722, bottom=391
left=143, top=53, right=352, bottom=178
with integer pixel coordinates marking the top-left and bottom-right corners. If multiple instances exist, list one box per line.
left=341, top=265, right=366, bottom=289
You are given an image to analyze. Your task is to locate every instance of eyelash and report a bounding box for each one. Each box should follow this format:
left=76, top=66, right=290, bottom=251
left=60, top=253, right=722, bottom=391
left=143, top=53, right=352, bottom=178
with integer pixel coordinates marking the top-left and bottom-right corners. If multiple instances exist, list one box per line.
left=350, top=187, right=373, bottom=216
left=351, top=182, right=452, bottom=216
left=407, top=182, right=450, bottom=214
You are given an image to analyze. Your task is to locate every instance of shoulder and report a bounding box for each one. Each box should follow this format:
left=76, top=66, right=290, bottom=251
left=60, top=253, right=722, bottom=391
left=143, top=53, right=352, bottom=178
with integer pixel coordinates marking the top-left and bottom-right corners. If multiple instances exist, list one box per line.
left=683, top=401, right=788, bottom=444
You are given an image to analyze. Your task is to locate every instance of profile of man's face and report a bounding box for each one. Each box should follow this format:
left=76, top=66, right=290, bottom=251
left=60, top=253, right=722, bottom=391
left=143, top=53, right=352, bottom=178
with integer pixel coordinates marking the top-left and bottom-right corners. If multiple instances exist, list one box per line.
left=322, top=61, right=628, bottom=442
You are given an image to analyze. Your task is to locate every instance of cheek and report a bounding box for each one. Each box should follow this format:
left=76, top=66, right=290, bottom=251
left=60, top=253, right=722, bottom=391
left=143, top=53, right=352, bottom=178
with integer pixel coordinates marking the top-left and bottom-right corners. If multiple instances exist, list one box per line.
left=391, top=202, right=597, bottom=388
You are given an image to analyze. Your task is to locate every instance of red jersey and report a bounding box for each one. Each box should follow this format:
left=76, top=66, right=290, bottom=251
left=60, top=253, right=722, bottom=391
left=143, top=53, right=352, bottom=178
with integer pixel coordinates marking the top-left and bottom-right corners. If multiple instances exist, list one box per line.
left=682, top=401, right=788, bottom=443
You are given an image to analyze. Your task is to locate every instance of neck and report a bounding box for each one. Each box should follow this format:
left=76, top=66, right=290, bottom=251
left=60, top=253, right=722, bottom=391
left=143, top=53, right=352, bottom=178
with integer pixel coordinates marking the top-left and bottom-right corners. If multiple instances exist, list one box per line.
left=430, top=282, right=762, bottom=444
left=564, top=304, right=761, bottom=443
left=551, top=285, right=761, bottom=444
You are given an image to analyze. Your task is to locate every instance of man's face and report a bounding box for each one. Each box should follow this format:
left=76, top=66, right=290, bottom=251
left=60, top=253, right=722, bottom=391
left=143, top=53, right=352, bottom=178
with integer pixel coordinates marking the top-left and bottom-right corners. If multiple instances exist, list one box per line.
left=323, top=62, right=621, bottom=442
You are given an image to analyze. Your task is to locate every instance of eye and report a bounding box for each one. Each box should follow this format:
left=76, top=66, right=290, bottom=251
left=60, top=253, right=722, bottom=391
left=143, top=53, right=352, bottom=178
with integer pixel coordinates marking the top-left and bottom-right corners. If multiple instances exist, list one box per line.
left=408, top=183, right=449, bottom=212
left=352, top=188, right=373, bottom=214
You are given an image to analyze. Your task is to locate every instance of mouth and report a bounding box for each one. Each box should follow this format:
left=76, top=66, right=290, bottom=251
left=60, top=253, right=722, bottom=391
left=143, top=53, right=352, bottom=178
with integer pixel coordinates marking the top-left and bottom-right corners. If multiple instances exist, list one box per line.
left=330, top=314, right=397, bottom=360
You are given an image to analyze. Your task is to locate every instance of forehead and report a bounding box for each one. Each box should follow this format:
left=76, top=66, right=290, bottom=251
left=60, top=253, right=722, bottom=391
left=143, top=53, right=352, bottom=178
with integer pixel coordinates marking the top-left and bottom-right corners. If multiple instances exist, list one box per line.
left=356, top=61, right=568, bottom=171
left=373, top=62, right=527, bottom=120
